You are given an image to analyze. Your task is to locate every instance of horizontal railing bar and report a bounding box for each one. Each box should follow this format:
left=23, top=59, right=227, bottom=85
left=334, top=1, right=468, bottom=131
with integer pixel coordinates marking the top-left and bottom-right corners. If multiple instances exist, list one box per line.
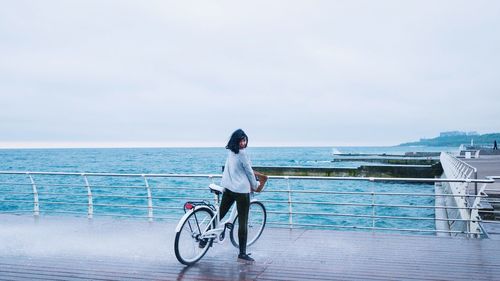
left=3, top=186, right=485, bottom=199
left=0, top=171, right=221, bottom=178
left=29, top=183, right=87, bottom=188
left=150, top=195, right=206, bottom=200
left=94, top=194, right=148, bottom=199
left=37, top=192, right=151, bottom=200
left=149, top=187, right=207, bottom=191
left=37, top=201, right=157, bottom=210
left=3, top=189, right=483, bottom=199
left=41, top=184, right=191, bottom=190
left=5, top=184, right=483, bottom=198
left=0, top=199, right=35, bottom=204
left=34, top=184, right=145, bottom=189
left=147, top=196, right=209, bottom=201
left=38, top=201, right=88, bottom=206
left=482, top=220, right=500, bottom=224
left=267, top=221, right=471, bottom=234
left=90, top=185, right=150, bottom=189
left=266, top=210, right=477, bottom=222
left=38, top=210, right=87, bottom=215
left=0, top=210, right=32, bottom=213
left=1, top=198, right=476, bottom=212
left=38, top=193, right=88, bottom=197
left=259, top=199, right=476, bottom=210
left=268, top=189, right=486, bottom=198
left=0, top=182, right=32, bottom=186
left=477, top=210, right=500, bottom=214
left=90, top=213, right=180, bottom=220
left=90, top=203, right=151, bottom=209
left=38, top=210, right=152, bottom=219
left=0, top=196, right=208, bottom=203
left=89, top=185, right=206, bottom=190
left=0, top=192, right=34, bottom=196
left=0, top=171, right=494, bottom=183
left=150, top=206, right=183, bottom=210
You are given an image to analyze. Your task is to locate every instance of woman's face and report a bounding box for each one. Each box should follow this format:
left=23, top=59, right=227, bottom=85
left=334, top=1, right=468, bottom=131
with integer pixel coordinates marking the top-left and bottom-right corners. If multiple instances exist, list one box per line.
left=239, top=137, right=247, bottom=149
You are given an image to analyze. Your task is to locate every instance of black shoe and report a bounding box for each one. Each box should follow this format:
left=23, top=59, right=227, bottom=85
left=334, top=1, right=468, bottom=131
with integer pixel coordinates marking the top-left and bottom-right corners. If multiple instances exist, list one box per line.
left=198, top=239, right=207, bottom=248
left=237, top=253, right=255, bottom=264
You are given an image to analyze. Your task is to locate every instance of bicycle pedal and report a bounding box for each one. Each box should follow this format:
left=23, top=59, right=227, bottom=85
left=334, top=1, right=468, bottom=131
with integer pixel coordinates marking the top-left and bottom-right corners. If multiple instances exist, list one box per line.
left=225, top=222, right=233, bottom=230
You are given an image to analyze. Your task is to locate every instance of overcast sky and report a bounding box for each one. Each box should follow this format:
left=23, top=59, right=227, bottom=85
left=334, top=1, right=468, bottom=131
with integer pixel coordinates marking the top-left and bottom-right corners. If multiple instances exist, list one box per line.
left=1, top=1, right=499, bottom=148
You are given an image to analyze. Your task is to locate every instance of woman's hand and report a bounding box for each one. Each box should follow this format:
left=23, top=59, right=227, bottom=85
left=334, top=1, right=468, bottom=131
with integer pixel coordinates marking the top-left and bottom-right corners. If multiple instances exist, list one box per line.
left=253, top=171, right=268, bottom=192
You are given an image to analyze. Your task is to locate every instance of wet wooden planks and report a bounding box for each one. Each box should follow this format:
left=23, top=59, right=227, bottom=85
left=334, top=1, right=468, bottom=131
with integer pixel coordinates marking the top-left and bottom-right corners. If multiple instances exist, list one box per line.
left=1, top=228, right=500, bottom=281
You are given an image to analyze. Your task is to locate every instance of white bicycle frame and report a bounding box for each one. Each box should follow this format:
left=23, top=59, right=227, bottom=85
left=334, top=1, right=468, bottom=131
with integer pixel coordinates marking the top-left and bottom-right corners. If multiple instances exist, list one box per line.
left=174, top=185, right=238, bottom=243
left=198, top=202, right=237, bottom=242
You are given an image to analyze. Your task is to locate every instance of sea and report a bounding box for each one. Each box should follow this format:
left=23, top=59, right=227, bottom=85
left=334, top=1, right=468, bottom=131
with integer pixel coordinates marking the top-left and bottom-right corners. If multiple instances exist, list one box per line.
left=0, top=146, right=457, bottom=234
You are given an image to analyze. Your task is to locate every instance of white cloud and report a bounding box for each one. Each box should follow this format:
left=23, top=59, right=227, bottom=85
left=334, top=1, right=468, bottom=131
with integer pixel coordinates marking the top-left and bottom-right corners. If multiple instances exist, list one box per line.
left=1, top=0, right=499, bottom=147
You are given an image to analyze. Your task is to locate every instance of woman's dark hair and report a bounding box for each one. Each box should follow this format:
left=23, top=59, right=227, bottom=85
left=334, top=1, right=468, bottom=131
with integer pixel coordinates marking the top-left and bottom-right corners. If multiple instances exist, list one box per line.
left=226, top=129, right=248, bottom=154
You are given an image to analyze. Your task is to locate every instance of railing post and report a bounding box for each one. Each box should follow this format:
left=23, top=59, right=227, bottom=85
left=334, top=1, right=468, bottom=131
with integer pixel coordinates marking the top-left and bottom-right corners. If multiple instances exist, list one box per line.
left=370, top=178, right=375, bottom=232
left=286, top=176, right=293, bottom=229
left=208, top=175, right=219, bottom=204
left=82, top=174, right=93, bottom=219
left=474, top=168, right=478, bottom=195
left=469, top=183, right=487, bottom=238
left=143, top=175, right=153, bottom=222
left=27, top=174, right=39, bottom=217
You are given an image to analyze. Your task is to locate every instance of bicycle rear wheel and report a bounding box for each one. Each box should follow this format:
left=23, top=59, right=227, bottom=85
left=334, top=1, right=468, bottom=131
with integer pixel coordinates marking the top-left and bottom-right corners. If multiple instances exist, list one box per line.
left=174, top=207, right=214, bottom=265
left=230, top=201, right=266, bottom=248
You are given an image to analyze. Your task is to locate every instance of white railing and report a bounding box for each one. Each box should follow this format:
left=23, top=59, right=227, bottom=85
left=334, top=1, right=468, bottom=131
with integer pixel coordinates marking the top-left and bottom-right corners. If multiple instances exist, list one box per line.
left=440, top=152, right=486, bottom=237
left=475, top=176, right=500, bottom=232
left=0, top=170, right=493, bottom=237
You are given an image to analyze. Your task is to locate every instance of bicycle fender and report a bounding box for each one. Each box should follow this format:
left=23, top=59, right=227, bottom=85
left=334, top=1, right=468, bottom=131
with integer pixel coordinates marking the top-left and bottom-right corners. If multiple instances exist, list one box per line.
left=174, top=205, right=214, bottom=232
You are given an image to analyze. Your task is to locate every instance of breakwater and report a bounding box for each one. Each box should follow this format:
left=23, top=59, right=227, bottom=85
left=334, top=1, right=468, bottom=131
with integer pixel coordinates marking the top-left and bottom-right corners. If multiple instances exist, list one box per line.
left=254, top=162, right=443, bottom=178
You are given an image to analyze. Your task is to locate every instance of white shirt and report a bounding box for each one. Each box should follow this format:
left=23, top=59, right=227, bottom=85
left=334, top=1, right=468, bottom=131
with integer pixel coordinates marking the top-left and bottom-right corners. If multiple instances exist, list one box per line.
left=220, top=149, right=259, bottom=193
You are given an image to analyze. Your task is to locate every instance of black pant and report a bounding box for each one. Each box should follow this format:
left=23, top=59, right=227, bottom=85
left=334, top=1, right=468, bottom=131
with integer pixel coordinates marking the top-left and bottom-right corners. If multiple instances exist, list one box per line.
left=219, top=189, right=250, bottom=255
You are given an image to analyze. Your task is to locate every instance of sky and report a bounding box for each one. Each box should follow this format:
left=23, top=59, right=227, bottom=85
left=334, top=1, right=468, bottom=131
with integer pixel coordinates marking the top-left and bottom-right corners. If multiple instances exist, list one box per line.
left=1, top=1, right=499, bottom=148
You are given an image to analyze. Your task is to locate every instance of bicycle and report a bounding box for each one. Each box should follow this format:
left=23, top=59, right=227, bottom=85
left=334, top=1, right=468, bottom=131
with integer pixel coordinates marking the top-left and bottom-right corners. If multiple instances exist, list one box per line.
left=174, top=183, right=267, bottom=265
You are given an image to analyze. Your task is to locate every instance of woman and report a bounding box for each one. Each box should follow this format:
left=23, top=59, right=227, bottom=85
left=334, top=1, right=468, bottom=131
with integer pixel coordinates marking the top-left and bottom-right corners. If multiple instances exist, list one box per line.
left=219, top=129, right=262, bottom=264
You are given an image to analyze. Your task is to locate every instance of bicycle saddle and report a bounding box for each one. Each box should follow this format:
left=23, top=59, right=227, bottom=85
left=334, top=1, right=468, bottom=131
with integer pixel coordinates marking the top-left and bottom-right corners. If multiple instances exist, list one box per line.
left=209, top=183, right=224, bottom=195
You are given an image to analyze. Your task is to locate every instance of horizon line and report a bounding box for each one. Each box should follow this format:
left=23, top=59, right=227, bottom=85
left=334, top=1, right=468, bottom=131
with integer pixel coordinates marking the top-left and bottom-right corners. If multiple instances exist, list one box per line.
left=0, top=141, right=401, bottom=149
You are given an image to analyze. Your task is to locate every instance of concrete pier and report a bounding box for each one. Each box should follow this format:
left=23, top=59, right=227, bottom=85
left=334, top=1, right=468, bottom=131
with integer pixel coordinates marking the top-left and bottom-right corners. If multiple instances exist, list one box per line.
left=254, top=162, right=443, bottom=178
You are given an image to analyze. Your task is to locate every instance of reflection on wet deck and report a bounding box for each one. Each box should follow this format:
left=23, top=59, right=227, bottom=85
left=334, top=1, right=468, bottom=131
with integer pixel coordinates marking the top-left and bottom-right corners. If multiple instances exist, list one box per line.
left=1, top=216, right=499, bottom=280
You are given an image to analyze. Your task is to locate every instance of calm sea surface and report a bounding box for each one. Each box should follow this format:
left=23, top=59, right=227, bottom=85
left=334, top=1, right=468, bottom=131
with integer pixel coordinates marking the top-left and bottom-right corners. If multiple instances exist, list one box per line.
left=0, top=146, right=456, bottom=234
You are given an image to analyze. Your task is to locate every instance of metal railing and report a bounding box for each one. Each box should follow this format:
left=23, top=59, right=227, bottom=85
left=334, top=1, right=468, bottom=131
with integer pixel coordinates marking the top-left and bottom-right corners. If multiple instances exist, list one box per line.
left=439, top=152, right=487, bottom=237
left=0, top=170, right=493, bottom=237
left=477, top=176, right=500, bottom=231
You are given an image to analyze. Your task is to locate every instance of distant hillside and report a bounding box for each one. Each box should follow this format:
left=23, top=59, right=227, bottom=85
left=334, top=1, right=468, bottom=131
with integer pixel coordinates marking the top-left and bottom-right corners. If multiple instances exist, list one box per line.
left=399, top=133, right=500, bottom=147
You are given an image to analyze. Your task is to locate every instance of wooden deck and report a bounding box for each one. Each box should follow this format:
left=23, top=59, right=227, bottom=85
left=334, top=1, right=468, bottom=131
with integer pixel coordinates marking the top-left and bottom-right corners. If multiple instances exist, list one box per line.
left=1, top=215, right=500, bottom=280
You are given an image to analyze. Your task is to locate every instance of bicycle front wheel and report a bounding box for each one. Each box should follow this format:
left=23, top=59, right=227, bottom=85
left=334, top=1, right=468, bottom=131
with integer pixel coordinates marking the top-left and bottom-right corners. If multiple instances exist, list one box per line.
left=174, top=207, right=214, bottom=265
left=230, top=201, right=266, bottom=248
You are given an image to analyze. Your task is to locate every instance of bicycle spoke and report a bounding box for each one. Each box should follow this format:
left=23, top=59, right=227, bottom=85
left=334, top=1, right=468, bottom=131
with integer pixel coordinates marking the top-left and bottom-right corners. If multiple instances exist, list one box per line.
left=230, top=201, right=266, bottom=248
left=174, top=208, right=214, bottom=265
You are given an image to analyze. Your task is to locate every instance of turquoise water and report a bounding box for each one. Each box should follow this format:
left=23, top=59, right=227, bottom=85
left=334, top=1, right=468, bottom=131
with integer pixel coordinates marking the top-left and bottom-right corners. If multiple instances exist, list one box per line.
left=0, top=146, right=455, bottom=234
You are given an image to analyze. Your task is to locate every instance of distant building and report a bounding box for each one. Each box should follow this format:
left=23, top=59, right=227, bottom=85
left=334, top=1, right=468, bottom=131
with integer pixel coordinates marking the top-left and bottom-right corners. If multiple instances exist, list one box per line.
left=440, top=131, right=467, bottom=137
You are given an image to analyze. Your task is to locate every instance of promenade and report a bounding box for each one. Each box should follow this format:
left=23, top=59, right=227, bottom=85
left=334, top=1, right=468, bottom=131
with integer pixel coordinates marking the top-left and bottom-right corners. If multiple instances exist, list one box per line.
left=463, top=154, right=500, bottom=193
left=464, top=154, right=500, bottom=237
left=1, top=214, right=500, bottom=281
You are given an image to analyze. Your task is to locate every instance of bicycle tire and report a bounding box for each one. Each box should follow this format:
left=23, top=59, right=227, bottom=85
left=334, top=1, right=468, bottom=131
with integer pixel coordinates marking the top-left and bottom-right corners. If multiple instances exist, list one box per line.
left=230, top=201, right=266, bottom=248
left=174, top=206, right=214, bottom=265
